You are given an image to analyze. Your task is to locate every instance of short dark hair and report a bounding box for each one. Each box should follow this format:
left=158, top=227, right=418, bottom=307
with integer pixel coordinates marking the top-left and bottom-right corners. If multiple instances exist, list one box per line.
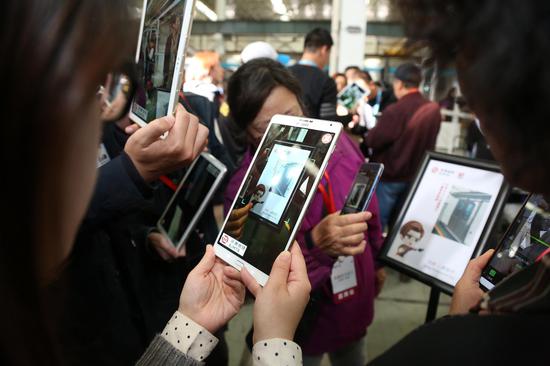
left=227, top=58, right=305, bottom=128
left=304, top=28, right=333, bottom=52
left=394, top=63, right=422, bottom=88
left=345, top=65, right=361, bottom=73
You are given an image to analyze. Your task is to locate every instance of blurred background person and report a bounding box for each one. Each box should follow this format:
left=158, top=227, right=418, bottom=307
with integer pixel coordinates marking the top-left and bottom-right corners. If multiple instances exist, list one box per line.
left=362, top=63, right=441, bottom=232
left=289, top=28, right=337, bottom=120
left=226, top=58, right=385, bottom=366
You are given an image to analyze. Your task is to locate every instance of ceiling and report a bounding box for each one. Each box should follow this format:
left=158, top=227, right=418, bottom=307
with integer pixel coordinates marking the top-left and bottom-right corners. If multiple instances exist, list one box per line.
left=197, top=0, right=400, bottom=21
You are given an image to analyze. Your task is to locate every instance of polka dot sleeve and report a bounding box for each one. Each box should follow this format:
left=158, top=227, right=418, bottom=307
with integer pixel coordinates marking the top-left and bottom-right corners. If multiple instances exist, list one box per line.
left=252, top=338, right=303, bottom=365
left=160, top=311, right=218, bottom=362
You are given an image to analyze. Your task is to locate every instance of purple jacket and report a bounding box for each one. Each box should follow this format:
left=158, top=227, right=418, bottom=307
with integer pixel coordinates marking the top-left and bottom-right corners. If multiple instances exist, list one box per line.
left=224, top=133, right=383, bottom=355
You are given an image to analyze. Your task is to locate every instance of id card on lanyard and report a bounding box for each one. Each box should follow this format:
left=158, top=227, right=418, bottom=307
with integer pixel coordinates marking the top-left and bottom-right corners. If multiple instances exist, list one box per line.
left=318, top=172, right=358, bottom=304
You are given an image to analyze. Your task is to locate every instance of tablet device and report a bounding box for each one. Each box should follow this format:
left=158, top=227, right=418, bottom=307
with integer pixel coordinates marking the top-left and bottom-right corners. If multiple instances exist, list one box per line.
left=480, top=194, right=550, bottom=291
left=214, top=115, right=342, bottom=285
left=337, top=82, right=367, bottom=110
left=341, top=163, right=384, bottom=215
left=129, top=0, right=195, bottom=126
left=157, top=152, right=227, bottom=250
left=378, top=152, right=509, bottom=294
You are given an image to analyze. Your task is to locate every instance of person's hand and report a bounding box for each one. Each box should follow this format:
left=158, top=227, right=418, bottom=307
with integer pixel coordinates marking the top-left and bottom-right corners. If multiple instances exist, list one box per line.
left=310, top=211, right=371, bottom=257
left=147, top=232, right=186, bottom=261
left=124, top=104, right=209, bottom=182
left=241, top=243, right=311, bottom=343
left=375, top=268, right=387, bottom=297
left=450, top=249, right=494, bottom=315
left=178, top=245, right=245, bottom=333
left=225, top=203, right=252, bottom=239
left=124, top=123, right=140, bottom=135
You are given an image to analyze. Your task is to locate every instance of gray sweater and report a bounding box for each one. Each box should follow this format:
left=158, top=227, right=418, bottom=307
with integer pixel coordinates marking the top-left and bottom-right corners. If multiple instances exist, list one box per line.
left=136, top=335, right=201, bottom=366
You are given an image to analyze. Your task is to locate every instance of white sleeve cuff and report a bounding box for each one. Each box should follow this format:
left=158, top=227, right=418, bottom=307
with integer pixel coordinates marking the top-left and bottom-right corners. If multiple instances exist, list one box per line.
left=161, top=311, right=218, bottom=362
left=252, top=338, right=303, bottom=365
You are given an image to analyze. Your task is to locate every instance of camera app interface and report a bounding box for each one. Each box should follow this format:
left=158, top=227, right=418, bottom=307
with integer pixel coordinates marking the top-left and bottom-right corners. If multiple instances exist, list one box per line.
left=218, top=123, right=335, bottom=274
left=482, top=194, right=549, bottom=290
left=132, top=0, right=189, bottom=123
left=342, top=164, right=380, bottom=214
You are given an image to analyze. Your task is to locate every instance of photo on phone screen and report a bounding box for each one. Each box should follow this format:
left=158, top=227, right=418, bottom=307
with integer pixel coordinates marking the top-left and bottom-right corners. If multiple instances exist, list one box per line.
left=130, top=0, right=195, bottom=125
left=215, top=115, right=341, bottom=284
left=157, top=153, right=227, bottom=249
left=341, top=163, right=384, bottom=215
left=480, top=194, right=550, bottom=290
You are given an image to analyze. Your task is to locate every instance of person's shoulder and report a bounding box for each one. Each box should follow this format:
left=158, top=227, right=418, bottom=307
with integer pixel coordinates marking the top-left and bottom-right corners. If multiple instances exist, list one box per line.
left=369, top=313, right=549, bottom=366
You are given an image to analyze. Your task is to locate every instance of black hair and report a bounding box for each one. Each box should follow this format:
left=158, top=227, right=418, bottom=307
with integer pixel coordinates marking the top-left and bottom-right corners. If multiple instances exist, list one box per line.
left=227, top=58, right=305, bottom=129
left=394, top=63, right=422, bottom=88
left=396, top=0, right=550, bottom=191
left=345, top=65, right=361, bottom=73
left=304, top=27, right=333, bottom=52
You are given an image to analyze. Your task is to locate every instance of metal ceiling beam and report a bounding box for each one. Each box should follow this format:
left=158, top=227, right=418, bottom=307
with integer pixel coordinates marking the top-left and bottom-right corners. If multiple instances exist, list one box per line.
left=191, top=20, right=404, bottom=38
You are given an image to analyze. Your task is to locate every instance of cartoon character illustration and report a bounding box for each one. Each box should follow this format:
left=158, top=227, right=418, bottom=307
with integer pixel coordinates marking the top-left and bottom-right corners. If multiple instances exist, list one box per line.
left=396, top=220, right=425, bottom=257
left=243, top=184, right=266, bottom=208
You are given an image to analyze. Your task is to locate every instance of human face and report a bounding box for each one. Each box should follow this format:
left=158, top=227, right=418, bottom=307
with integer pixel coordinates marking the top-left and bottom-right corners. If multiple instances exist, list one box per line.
left=367, top=81, right=378, bottom=101
left=402, top=229, right=422, bottom=247
left=252, top=189, right=265, bottom=201
left=319, top=45, right=331, bottom=69
left=392, top=79, right=406, bottom=99
left=37, top=100, right=102, bottom=281
left=335, top=75, right=347, bottom=92
left=246, top=86, right=303, bottom=148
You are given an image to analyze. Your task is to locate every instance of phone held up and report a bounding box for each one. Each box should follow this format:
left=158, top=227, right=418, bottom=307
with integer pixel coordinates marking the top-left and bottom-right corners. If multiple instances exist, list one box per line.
left=341, top=163, right=384, bottom=215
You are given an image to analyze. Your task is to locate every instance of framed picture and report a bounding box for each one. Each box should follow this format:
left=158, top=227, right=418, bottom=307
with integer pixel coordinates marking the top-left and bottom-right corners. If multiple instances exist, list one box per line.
left=379, top=152, right=510, bottom=294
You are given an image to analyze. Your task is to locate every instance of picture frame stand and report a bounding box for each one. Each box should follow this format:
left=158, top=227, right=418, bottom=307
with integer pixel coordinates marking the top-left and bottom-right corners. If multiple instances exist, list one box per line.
left=425, top=287, right=440, bottom=323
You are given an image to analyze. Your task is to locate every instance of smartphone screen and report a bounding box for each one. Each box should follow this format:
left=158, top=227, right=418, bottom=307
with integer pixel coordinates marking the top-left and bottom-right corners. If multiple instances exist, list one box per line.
left=131, top=0, right=191, bottom=123
left=337, top=83, right=366, bottom=110
left=341, top=163, right=384, bottom=215
left=159, top=155, right=223, bottom=246
left=480, top=194, right=550, bottom=290
left=217, top=119, right=340, bottom=276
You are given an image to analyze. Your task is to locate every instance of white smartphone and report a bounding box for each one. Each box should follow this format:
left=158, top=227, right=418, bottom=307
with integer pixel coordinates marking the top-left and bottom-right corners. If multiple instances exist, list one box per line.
left=129, top=0, right=196, bottom=127
left=157, top=152, right=227, bottom=250
left=214, top=115, right=343, bottom=285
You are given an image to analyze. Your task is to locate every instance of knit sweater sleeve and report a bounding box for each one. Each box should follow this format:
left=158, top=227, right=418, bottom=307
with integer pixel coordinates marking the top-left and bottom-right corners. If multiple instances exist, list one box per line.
left=136, top=335, right=203, bottom=366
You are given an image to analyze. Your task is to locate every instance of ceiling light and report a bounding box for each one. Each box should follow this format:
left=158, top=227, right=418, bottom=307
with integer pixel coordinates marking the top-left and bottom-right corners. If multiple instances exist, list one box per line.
left=196, top=0, right=218, bottom=21
left=271, top=0, right=288, bottom=15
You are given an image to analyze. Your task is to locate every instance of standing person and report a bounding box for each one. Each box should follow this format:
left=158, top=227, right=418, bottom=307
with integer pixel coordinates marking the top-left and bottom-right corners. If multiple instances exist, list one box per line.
left=289, top=28, right=338, bottom=120
left=225, top=59, right=385, bottom=366
left=368, top=1, right=550, bottom=364
left=362, top=63, right=441, bottom=230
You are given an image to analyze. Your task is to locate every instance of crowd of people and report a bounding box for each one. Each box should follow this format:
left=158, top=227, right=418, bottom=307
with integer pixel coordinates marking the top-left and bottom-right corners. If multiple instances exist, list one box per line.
left=2, top=0, right=549, bottom=366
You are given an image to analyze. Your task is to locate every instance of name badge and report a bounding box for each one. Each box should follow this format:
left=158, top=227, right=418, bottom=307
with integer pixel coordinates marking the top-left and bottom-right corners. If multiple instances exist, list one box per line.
left=97, top=143, right=110, bottom=168
left=330, top=256, right=358, bottom=304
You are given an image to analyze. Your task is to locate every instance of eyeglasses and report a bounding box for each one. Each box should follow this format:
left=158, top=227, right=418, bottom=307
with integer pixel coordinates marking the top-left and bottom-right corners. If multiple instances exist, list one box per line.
left=97, top=62, right=137, bottom=122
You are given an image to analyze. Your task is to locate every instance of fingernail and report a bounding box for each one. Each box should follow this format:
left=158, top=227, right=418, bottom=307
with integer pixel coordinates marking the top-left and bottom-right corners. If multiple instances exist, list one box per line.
left=278, top=251, right=291, bottom=262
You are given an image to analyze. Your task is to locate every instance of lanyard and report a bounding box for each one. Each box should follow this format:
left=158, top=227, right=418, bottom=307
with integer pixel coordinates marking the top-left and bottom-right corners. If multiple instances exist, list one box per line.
left=160, top=175, right=178, bottom=192
left=317, top=171, right=336, bottom=214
